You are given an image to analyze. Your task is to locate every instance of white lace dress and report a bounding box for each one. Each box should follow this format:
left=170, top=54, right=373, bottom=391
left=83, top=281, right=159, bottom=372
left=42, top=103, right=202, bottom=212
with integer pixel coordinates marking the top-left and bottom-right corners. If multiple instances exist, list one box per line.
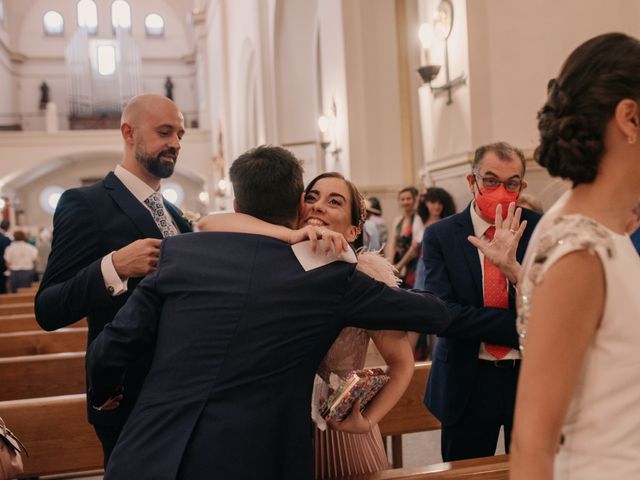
left=312, top=251, right=399, bottom=479
left=517, top=214, right=640, bottom=479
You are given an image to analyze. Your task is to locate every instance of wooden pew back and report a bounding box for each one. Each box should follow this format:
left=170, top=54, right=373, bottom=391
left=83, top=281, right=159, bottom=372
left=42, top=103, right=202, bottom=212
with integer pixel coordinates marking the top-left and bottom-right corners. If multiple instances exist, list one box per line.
left=0, top=394, right=103, bottom=477
left=0, top=293, right=35, bottom=305
left=0, top=328, right=88, bottom=357
left=361, top=455, right=509, bottom=479
left=378, top=362, right=439, bottom=437
left=0, top=352, right=85, bottom=401
left=0, top=303, right=34, bottom=315
left=0, top=315, right=87, bottom=333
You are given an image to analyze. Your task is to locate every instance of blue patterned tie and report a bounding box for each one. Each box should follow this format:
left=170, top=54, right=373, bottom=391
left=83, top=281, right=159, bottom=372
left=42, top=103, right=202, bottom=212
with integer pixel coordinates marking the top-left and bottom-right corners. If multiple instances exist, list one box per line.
left=144, top=192, right=178, bottom=238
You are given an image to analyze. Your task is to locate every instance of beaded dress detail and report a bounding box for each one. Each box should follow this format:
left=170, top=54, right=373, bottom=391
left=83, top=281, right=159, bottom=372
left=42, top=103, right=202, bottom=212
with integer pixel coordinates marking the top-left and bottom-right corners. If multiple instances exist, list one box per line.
left=516, top=214, right=614, bottom=354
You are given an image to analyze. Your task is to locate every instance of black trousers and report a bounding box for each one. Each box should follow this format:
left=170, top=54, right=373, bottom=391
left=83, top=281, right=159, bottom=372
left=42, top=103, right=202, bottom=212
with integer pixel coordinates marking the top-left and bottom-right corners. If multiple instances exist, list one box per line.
left=440, top=359, right=519, bottom=462
left=93, top=424, right=121, bottom=467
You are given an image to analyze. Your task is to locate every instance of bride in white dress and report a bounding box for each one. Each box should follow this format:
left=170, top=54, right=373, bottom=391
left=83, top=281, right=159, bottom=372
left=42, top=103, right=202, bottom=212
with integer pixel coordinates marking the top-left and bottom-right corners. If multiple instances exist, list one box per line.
left=508, top=32, right=640, bottom=479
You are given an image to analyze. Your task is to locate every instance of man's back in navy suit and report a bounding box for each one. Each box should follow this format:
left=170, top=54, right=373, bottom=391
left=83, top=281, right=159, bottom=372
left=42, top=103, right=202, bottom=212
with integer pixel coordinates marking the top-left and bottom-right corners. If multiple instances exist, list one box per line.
left=87, top=232, right=451, bottom=480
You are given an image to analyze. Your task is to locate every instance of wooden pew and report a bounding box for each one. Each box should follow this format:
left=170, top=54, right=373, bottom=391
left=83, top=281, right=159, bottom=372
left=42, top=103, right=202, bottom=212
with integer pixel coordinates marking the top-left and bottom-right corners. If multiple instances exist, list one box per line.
left=0, top=394, right=103, bottom=478
left=378, top=362, right=439, bottom=467
left=0, top=302, right=34, bottom=315
left=0, top=293, right=35, bottom=305
left=0, top=328, right=87, bottom=357
left=0, top=314, right=87, bottom=333
left=17, top=286, right=38, bottom=294
left=0, top=352, right=85, bottom=401
left=360, top=455, right=509, bottom=479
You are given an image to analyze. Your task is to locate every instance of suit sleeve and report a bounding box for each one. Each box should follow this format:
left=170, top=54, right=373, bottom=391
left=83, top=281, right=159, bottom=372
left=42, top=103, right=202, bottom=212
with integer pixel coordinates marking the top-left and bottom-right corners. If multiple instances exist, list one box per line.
left=422, top=223, right=519, bottom=348
left=35, top=188, right=115, bottom=331
left=340, top=270, right=451, bottom=333
left=86, top=269, right=163, bottom=407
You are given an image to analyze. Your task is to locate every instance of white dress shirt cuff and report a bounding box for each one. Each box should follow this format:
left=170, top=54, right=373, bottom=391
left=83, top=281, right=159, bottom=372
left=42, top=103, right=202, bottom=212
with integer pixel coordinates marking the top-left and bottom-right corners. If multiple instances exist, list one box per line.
left=101, top=252, right=128, bottom=296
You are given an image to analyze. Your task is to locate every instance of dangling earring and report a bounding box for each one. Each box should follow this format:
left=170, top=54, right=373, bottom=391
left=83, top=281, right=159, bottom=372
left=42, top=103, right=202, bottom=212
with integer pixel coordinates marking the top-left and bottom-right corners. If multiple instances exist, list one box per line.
left=629, top=134, right=637, bottom=145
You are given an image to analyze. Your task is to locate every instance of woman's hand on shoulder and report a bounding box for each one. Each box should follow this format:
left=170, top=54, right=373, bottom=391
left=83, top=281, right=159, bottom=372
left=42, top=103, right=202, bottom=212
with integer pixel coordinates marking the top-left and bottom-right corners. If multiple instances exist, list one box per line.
left=289, top=226, right=350, bottom=256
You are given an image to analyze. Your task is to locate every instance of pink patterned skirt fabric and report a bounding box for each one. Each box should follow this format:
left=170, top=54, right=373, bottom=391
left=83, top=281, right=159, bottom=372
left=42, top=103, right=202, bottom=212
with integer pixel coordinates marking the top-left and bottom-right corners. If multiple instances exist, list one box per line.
left=314, top=424, right=390, bottom=479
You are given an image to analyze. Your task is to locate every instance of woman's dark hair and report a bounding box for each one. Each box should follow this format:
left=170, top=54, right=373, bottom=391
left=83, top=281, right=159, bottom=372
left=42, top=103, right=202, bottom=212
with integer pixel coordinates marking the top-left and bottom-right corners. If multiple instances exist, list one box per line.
left=535, top=32, right=640, bottom=186
left=417, top=187, right=457, bottom=223
left=398, top=186, right=419, bottom=199
left=304, top=172, right=366, bottom=248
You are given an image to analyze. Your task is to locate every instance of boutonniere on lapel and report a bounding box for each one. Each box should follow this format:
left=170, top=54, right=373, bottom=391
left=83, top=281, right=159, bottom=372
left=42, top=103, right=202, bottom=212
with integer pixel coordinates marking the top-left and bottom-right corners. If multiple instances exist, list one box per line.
left=181, top=211, right=201, bottom=230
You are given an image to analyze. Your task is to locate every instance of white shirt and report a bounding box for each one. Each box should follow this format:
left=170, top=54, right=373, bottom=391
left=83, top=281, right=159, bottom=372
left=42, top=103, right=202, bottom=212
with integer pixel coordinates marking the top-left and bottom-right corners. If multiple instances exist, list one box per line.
left=4, top=241, right=38, bottom=271
left=469, top=203, right=520, bottom=361
left=100, top=165, right=177, bottom=296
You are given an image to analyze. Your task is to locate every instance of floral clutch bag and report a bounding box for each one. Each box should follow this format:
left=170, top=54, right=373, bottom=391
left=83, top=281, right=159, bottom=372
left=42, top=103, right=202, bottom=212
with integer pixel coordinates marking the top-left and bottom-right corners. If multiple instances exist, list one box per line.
left=319, top=368, right=390, bottom=422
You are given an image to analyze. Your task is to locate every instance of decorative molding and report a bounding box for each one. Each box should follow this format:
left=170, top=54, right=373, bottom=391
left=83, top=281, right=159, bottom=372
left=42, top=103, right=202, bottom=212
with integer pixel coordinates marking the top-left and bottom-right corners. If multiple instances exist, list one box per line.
left=190, top=8, right=207, bottom=26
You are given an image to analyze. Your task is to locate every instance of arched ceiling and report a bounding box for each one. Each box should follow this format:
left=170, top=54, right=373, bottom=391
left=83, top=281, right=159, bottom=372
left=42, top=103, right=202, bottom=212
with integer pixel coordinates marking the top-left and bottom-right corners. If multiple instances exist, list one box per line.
left=2, top=0, right=198, bottom=50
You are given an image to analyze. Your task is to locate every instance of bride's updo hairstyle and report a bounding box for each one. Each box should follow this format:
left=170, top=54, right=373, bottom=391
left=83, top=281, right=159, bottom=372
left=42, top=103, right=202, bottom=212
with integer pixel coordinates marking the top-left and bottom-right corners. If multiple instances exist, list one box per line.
left=535, top=33, right=640, bottom=186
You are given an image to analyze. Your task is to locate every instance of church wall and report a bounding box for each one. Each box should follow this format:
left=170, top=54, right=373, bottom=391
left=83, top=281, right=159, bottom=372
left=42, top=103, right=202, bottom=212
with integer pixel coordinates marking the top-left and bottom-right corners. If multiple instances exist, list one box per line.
left=342, top=0, right=408, bottom=191
left=419, top=0, right=640, bottom=211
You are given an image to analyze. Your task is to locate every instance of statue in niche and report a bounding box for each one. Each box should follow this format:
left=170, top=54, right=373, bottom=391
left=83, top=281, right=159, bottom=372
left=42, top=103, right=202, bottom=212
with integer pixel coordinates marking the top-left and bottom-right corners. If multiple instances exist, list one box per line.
left=39, top=82, right=50, bottom=110
left=164, top=76, right=174, bottom=100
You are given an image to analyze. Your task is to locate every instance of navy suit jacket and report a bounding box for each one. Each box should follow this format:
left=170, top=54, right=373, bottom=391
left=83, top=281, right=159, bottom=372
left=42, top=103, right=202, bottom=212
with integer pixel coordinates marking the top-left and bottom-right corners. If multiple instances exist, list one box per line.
left=87, top=232, right=452, bottom=480
left=422, top=203, right=540, bottom=426
left=35, top=172, right=191, bottom=427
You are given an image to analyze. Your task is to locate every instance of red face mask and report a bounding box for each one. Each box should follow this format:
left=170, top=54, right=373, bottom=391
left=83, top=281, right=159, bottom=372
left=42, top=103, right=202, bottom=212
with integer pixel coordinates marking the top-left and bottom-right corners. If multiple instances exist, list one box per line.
left=475, top=185, right=519, bottom=223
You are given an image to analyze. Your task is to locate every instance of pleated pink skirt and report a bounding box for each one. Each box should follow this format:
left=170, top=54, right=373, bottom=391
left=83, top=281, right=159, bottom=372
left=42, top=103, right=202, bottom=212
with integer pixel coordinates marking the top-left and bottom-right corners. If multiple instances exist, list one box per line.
left=314, top=424, right=390, bottom=479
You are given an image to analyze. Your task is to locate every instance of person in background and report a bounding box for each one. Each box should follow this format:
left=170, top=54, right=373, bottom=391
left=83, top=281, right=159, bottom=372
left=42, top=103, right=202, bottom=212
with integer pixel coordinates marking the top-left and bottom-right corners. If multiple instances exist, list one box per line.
left=366, top=197, right=388, bottom=247
left=626, top=200, right=640, bottom=255
left=387, top=187, right=423, bottom=288
left=413, top=186, right=457, bottom=360
left=422, top=141, right=541, bottom=462
left=362, top=201, right=381, bottom=251
left=517, top=193, right=544, bottom=214
left=0, top=220, right=11, bottom=294
left=4, top=230, right=38, bottom=293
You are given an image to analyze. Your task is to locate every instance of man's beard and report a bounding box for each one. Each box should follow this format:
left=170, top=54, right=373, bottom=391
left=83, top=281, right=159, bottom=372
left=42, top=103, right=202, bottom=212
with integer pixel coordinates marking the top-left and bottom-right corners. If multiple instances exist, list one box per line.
left=136, top=147, right=177, bottom=179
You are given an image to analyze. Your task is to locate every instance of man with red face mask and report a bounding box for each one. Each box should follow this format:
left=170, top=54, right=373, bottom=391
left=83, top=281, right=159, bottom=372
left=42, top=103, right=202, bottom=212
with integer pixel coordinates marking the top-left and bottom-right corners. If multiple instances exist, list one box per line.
left=420, top=142, right=541, bottom=462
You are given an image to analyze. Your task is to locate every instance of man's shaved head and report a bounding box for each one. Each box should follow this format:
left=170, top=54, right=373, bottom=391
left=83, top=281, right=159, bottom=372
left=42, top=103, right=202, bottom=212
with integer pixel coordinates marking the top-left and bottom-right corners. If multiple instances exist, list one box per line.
left=121, top=94, right=179, bottom=128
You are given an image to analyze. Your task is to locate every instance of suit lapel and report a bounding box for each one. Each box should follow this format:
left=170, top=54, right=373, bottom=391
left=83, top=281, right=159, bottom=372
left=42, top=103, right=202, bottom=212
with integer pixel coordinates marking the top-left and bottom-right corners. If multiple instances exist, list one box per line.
left=164, top=202, right=192, bottom=233
left=103, top=172, right=163, bottom=239
left=456, top=205, right=483, bottom=296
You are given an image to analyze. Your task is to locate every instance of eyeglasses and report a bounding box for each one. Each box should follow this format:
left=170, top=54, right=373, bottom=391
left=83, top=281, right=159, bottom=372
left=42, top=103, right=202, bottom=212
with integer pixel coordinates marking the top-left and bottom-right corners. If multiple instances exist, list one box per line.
left=474, top=174, right=522, bottom=193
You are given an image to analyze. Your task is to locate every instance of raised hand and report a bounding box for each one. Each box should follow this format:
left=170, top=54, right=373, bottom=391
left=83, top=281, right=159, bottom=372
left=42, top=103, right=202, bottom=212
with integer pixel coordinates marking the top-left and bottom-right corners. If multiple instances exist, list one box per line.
left=112, top=238, right=162, bottom=278
left=467, top=202, right=527, bottom=284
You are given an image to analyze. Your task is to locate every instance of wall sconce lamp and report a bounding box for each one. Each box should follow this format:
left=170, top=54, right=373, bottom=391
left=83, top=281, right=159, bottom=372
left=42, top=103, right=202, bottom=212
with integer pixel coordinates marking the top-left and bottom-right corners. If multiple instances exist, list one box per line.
left=417, top=0, right=467, bottom=105
left=318, top=98, right=342, bottom=162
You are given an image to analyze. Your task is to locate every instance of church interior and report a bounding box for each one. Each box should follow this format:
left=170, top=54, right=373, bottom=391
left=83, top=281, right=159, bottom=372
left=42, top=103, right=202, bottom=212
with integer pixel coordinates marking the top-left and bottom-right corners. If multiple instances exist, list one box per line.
left=0, top=0, right=638, bottom=478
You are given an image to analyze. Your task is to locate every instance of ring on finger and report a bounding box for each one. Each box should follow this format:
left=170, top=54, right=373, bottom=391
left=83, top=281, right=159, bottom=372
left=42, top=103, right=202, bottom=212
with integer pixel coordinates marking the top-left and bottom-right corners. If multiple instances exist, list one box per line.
left=509, top=229, right=517, bottom=234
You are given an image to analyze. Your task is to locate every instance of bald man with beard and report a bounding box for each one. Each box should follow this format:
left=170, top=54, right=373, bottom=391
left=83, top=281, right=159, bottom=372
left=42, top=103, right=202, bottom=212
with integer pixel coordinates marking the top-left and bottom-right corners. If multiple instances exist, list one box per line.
left=35, top=94, right=193, bottom=465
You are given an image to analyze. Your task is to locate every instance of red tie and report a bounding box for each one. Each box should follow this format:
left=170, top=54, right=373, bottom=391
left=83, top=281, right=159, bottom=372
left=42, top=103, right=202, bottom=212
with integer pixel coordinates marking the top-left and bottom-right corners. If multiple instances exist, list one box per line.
left=483, top=227, right=511, bottom=360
